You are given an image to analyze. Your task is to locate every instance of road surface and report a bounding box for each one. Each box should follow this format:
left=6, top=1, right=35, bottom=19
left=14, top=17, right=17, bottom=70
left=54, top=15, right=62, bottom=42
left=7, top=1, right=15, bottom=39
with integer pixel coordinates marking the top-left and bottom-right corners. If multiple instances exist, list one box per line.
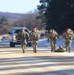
left=0, top=47, right=74, bottom=75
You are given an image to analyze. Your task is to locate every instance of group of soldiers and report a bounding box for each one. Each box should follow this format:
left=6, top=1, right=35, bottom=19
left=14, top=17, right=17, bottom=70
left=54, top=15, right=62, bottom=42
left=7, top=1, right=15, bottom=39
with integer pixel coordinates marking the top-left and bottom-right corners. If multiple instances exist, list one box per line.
left=17, top=27, right=40, bottom=53
left=17, top=27, right=74, bottom=53
left=48, top=28, right=74, bottom=53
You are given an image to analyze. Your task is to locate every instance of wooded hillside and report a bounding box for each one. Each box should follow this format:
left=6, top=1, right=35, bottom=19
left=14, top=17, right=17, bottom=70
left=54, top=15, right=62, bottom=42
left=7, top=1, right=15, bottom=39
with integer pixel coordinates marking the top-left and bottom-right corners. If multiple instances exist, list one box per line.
left=0, top=11, right=44, bottom=34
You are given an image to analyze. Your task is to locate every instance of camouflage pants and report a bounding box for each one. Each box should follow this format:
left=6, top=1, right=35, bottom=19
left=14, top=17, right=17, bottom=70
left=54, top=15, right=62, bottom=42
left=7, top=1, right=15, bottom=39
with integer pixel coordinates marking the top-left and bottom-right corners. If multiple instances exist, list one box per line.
left=65, top=41, right=71, bottom=52
left=32, top=41, right=37, bottom=53
left=21, top=43, right=26, bottom=53
left=51, top=42, right=56, bottom=52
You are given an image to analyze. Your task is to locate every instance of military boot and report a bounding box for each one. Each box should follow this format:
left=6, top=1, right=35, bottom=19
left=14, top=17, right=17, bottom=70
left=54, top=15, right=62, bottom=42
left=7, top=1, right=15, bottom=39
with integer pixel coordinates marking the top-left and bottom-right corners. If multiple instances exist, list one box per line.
left=22, top=49, right=25, bottom=53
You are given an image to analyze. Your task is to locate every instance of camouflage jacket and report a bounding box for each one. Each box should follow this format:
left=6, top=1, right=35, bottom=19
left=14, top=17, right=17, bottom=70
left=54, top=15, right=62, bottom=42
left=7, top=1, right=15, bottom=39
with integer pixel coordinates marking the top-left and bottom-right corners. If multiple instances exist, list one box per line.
left=48, top=31, right=58, bottom=43
left=62, top=30, right=74, bottom=42
left=17, top=31, right=29, bottom=44
left=29, top=31, right=40, bottom=41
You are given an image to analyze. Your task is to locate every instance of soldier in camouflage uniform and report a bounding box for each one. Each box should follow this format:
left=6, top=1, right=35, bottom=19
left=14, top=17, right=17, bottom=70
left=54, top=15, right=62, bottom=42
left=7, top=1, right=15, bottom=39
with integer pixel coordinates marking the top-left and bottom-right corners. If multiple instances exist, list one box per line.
left=17, top=28, right=29, bottom=53
left=48, top=29, right=58, bottom=52
left=62, top=28, right=74, bottom=52
left=30, top=28, right=40, bottom=53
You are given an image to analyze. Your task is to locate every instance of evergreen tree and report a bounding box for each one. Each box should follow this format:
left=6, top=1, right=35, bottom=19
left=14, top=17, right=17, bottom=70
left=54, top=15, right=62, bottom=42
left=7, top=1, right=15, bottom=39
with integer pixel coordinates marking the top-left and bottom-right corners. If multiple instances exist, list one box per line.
left=0, top=16, right=11, bottom=34
left=38, top=0, right=74, bottom=34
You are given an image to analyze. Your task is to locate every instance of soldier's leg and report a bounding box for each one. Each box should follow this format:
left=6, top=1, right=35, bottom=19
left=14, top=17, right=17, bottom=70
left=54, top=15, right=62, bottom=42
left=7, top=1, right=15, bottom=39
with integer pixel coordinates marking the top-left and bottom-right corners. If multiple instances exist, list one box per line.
left=66, top=42, right=70, bottom=52
left=33, top=41, right=37, bottom=53
left=51, top=42, right=52, bottom=52
left=68, top=46, right=70, bottom=53
left=66, top=45, right=68, bottom=52
left=51, top=42, right=54, bottom=52
left=32, top=41, right=35, bottom=52
left=68, top=43, right=71, bottom=53
left=32, top=42, right=34, bottom=50
left=65, top=42, right=68, bottom=52
left=34, top=41, right=37, bottom=53
left=23, top=44, right=26, bottom=52
left=22, top=44, right=25, bottom=53
left=34, top=44, right=36, bottom=53
left=53, top=43, right=56, bottom=52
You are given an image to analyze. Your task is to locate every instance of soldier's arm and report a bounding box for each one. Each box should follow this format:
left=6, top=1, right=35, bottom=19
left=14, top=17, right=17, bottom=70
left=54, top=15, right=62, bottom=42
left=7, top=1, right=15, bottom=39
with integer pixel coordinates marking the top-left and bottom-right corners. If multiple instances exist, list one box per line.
left=71, top=30, right=74, bottom=36
left=47, top=34, right=50, bottom=42
left=62, top=32, right=66, bottom=38
left=26, top=32, right=29, bottom=39
left=29, top=32, right=33, bottom=41
left=38, top=32, right=40, bottom=39
left=55, top=32, right=58, bottom=38
left=16, top=31, right=21, bottom=41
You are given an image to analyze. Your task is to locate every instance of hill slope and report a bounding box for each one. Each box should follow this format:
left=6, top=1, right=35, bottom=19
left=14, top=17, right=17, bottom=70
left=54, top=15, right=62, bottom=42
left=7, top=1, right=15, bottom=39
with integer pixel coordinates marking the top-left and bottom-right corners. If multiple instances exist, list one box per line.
left=0, top=12, right=24, bottom=23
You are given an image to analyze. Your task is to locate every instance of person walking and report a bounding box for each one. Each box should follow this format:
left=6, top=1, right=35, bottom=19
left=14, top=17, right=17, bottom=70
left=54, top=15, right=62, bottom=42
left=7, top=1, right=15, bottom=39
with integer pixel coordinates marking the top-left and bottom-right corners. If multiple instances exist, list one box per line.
left=62, top=28, right=74, bottom=52
left=48, top=29, right=58, bottom=52
left=17, top=27, right=29, bottom=53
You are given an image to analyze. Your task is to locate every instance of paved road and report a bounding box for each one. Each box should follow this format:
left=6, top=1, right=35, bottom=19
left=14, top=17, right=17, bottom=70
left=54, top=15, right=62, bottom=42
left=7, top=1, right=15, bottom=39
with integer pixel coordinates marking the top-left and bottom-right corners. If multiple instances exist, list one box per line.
left=0, top=47, right=74, bottom=75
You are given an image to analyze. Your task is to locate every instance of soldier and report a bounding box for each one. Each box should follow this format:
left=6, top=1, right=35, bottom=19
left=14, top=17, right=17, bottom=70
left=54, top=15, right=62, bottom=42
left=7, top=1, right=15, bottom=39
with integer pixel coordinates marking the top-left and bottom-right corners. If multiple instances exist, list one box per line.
left=62, top=28, right=74, bottom=52
left=17, top=28, right=29, bottom=53
left=29, top=28, right=40, bottom=53
left=48, top=29, right=58, bottom=52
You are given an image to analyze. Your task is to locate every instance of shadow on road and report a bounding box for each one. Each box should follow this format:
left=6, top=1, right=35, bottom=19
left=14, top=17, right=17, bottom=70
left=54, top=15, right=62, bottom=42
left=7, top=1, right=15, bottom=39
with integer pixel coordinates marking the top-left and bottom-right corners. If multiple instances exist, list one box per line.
left=0, top=55, right=74, bottom=75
